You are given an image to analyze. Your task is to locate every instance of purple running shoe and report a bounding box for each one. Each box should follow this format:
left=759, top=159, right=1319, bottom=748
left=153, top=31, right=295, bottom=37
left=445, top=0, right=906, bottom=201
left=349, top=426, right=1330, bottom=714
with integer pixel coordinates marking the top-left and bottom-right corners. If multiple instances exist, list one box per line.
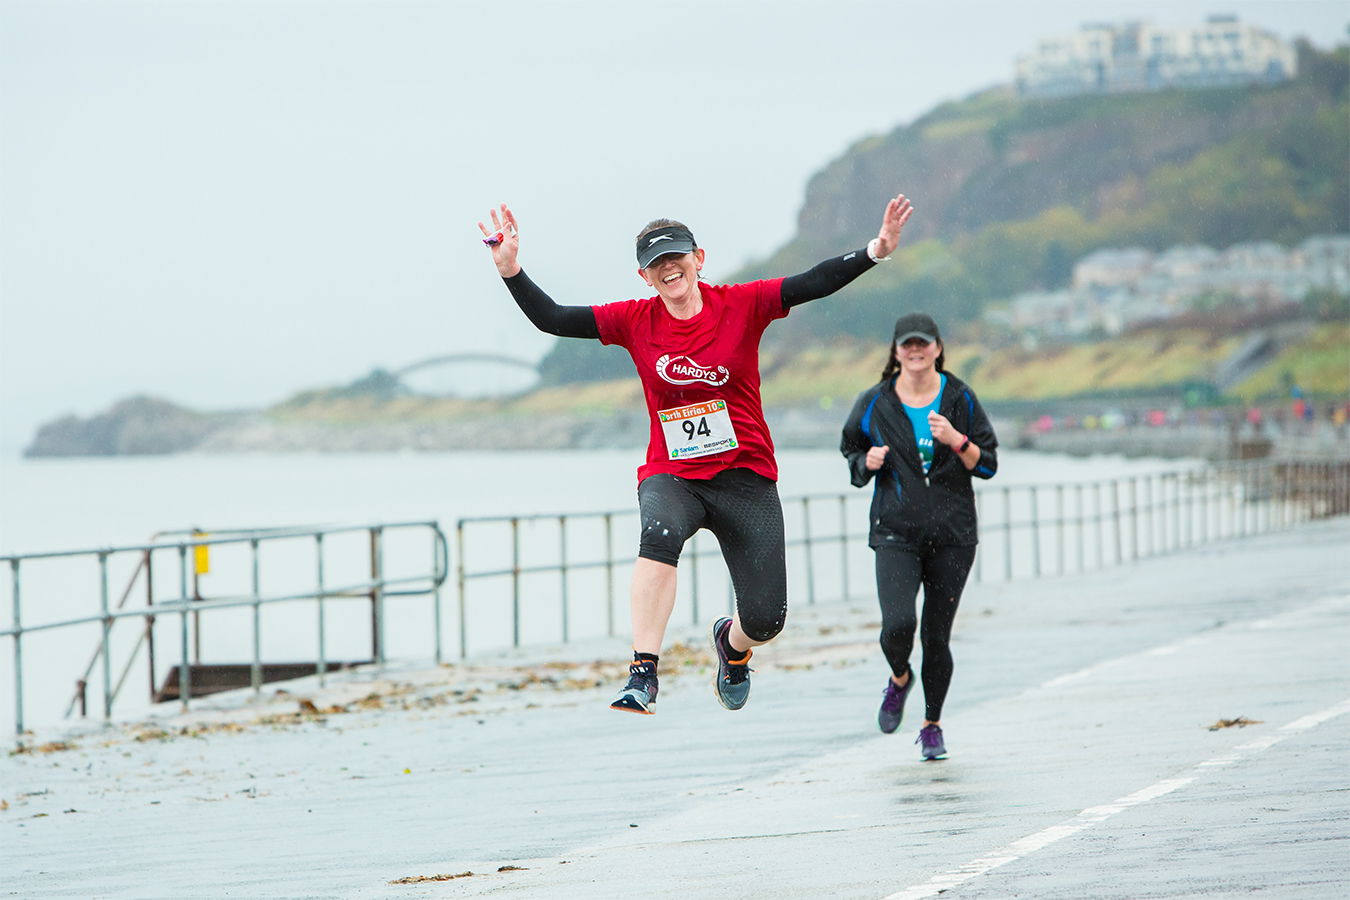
left=916, top=723, right=947, bottom=760
left=878, top=667, right=913, bottom=734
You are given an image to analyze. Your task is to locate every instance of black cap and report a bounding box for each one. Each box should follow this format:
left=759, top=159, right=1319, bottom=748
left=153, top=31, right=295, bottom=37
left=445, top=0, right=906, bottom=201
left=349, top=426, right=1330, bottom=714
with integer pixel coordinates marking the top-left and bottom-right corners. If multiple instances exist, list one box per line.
left=893, top=312, right=941, bottom=344
left=636, top=225, right=697, bottom=268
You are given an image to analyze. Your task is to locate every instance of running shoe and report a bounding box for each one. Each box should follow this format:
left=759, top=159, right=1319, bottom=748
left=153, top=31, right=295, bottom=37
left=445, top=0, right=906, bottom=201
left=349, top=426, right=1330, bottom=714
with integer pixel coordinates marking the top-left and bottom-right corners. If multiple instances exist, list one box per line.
left=916, top=723, right=947, bottom=760
left=710, top=616, right=752, bottom=710
left=609, top=662, right=658, bottom=714
left=877, top=667, right=913, bottom=734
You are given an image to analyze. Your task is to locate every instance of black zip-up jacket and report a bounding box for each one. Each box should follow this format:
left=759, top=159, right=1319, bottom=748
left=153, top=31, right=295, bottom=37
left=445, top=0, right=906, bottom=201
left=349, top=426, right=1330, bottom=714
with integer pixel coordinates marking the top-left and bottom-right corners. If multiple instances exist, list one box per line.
left=840, top=372, right=998, bottom=549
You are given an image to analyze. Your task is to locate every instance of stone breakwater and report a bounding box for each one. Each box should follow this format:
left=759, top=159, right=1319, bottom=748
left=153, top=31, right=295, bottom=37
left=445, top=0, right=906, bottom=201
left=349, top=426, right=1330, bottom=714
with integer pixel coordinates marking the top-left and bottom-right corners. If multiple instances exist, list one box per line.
left=24, top=396, right=652, bottom=456
left=25, top=394, right=1344, bottom=462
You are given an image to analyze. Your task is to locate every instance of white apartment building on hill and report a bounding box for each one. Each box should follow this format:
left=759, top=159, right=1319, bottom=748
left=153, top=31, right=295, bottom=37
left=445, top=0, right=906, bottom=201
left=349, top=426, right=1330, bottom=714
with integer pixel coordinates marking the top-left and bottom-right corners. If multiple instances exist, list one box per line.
left=994, top=235, right=1350, bottom=338
left=1016, top=15, right=1297, bottom=98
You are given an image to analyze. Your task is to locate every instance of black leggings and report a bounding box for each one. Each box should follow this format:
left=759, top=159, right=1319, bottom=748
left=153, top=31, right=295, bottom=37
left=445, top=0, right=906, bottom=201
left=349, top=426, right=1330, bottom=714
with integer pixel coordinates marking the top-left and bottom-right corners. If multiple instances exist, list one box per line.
left=637, top=468, right=787, bottom=643
left=874, top=543, right=976, bottom=723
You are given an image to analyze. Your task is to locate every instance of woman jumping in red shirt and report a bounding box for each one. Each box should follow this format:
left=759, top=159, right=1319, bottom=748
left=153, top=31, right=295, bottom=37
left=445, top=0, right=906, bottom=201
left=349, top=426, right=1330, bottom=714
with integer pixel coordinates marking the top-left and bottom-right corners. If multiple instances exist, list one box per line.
left=480, top=194, right=913, bottom=714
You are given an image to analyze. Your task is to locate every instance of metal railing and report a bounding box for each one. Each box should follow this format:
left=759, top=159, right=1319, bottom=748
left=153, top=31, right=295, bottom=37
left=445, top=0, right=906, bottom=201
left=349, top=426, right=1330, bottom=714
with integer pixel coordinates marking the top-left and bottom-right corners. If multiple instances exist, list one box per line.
left=453, top=459, right=1350, bottom=657
left=7, top=459, right=1346, bottom=740
left=2, top=521, right=448, bottom=738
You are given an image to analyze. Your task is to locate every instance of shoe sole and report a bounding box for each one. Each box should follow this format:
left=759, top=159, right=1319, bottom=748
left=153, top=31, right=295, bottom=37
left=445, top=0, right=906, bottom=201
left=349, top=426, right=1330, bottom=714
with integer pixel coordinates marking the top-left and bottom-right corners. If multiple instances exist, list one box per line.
left=610, top=691, right=654, bottom=715
left=710, top=616, right=749, bottom=711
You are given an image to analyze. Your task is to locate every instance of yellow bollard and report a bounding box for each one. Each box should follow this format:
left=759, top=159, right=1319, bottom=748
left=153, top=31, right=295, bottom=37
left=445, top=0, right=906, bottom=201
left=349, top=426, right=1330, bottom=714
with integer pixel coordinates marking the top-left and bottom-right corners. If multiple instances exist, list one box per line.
left=192, top=531, right=210, bottom=575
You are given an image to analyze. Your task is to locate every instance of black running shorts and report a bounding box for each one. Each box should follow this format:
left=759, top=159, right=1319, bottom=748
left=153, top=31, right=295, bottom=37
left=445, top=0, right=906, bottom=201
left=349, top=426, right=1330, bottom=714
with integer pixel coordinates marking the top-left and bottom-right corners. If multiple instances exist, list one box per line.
left=636, top=467, right=787, bottom=642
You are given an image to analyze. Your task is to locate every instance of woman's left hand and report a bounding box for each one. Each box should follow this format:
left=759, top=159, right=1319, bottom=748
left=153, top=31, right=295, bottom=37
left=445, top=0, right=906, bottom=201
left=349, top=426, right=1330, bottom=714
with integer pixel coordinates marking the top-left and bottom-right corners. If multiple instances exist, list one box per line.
left=927, top=411, right=964, bottom=449
left=871, top=193, right=914, bottom=259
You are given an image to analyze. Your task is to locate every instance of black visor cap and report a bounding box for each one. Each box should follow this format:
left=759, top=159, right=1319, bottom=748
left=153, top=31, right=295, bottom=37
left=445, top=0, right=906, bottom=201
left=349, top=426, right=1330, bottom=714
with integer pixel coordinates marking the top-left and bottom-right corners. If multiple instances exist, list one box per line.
left=637, top=226, right=697, bottom=268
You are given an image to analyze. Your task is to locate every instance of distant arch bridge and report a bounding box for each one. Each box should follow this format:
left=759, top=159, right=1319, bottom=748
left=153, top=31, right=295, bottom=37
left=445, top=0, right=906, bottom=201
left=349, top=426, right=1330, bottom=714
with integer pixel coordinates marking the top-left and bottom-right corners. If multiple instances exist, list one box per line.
left=392, top=352, right=542, bottom=397
left=394, top=353, right=540, bottom=378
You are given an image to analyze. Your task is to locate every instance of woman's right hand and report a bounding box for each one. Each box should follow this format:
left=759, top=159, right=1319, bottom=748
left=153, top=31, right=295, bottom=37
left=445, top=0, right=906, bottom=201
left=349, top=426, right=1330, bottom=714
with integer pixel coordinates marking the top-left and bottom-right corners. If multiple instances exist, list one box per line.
left=478, top=203, right=521, bottom=278
left=865, top=445, right=889, bottom=471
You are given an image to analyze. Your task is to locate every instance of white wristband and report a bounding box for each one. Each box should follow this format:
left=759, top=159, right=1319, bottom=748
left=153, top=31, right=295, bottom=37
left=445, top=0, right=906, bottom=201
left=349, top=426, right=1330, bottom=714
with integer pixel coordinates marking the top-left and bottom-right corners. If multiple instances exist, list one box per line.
left=867, top=238, right=891, bottom=263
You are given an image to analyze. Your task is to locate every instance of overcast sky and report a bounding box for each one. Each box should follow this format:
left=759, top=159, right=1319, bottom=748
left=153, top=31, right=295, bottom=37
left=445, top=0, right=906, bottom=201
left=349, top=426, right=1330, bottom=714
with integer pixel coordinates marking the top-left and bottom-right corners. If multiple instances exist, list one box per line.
left=2, top=0, right=1346, bottom=449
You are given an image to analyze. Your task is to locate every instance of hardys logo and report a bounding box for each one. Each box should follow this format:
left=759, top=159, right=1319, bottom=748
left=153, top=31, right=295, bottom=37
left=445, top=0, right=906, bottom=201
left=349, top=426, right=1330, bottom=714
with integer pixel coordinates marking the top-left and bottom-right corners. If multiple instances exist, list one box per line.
left=655, top=354, right=730, bottom=387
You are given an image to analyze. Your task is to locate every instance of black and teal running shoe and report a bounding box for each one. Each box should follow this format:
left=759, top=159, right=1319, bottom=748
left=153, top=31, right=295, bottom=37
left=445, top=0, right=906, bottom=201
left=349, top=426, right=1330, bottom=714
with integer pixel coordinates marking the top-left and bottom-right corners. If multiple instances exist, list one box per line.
left=710, top=616, right=752, bottom=710
left=609, top=661, right=658, bottom=714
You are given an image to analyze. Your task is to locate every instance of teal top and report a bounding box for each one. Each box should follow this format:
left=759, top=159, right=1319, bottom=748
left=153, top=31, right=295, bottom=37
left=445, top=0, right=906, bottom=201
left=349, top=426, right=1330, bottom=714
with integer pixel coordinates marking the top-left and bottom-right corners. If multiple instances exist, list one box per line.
left=902, top=373, right=946, bottom=474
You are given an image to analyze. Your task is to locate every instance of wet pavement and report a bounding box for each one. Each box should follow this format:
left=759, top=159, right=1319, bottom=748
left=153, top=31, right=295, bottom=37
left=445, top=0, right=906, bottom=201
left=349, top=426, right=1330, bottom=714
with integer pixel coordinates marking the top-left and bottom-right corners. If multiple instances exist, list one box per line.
left=3, top=518, right=1348, bottom=899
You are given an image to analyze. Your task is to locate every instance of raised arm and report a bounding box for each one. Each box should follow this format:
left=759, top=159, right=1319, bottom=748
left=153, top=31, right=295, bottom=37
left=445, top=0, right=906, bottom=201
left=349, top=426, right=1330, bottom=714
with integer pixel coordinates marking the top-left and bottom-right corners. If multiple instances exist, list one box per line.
left=781, top=193, right=913, bottom=309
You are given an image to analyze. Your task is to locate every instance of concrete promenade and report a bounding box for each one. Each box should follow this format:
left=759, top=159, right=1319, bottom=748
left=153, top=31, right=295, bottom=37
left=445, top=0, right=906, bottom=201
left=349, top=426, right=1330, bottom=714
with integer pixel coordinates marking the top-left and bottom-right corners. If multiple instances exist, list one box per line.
left=4, top=518, right=1348, bottom=899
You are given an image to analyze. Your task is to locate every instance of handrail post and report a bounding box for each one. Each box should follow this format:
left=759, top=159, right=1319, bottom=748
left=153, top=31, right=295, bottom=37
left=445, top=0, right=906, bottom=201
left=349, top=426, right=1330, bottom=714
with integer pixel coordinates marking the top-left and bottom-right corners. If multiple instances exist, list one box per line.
left=689, top=533, right=700, bottom=625
left=11, top=558, right=23, bottom=739
left=839, top=495, right=850, bottom=603
left=191, top=531, right=203, bottom=665
left=316, top=534, right=328, bottom=685
left=1165, top=472, right=1174, bottom=551
left=1029, top=487, right=1041, bottom=579
left=178, top=544, right=192, bottom=711
left=432, top=528, right=443, bottom=665
left=1173, top=470, right=1181, bottom=548
left=1144, top=475, right=1155, bottom=557
left=145, top=550, right=157, bottom=704
left=1129, top=476, right=1139, bottom=562
left=1055, top=484, right=1065, bottom=577
left=1204, top=467, right=1213, bottom=542
left=511, top=518, right=521, bottom=648
left=250, top=538, right=262, bottom=694
left=802, top=497, right=816, bottom=605
left=370, top=526, right=385, bottom=664
left=1111, top=480, right=1123, bottom=565
left=1094, top=482, right=1104, bottom=569
left=558, top=516, right=570, bottom=644
left=604, top=513, right=615, bottom=639
left=1003, top=486, right=1013, bottom=581
left=1075, top=483, right=1085, bottom=573
left=99, top=552, right=112, bottom=720
left=973, top=491, right=984, bottom=583
left=457, top=520, right=468, bottom=659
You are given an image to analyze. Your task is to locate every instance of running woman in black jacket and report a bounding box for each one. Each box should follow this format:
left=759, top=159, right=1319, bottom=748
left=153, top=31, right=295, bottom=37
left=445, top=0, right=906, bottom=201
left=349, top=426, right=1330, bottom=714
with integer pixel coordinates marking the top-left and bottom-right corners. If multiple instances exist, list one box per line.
left=840, top=312, right=998, bottom=759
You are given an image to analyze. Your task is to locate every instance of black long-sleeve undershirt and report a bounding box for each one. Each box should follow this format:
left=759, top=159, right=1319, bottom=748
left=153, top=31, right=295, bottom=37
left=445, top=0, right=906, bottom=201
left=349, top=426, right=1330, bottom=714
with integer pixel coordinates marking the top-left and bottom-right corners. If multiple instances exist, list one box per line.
left=502, top=269, right=601, bottom=338
left=779, top=247, right=876, bottom=307
left=501, top=246, right=875, bottom=338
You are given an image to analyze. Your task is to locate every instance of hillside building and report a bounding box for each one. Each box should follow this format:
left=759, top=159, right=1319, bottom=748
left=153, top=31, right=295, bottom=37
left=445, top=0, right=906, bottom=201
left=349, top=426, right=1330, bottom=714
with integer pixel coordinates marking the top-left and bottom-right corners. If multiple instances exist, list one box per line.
left=997, top=235, right=1350, bottom=338
left=1016, top=15, right=1297, bottom=98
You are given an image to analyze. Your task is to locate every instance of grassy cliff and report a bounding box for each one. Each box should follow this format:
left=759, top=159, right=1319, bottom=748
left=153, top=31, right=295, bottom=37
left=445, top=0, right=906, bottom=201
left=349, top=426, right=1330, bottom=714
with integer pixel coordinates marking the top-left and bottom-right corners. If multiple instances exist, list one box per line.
left=540, top=41, right=1348, bottom=384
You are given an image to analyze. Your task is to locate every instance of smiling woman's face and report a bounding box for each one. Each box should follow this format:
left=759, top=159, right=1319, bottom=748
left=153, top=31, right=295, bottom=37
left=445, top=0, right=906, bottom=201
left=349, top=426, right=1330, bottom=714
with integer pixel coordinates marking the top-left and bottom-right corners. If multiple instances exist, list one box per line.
left=640, top=248, right=706, bottom=305
left=894, top=336, right=942, bottom=373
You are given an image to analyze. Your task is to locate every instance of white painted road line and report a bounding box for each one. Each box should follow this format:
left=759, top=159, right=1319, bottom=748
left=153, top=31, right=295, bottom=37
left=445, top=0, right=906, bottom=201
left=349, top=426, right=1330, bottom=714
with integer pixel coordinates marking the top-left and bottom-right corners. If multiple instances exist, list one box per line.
left=881, top=696, right=1350, bottom=900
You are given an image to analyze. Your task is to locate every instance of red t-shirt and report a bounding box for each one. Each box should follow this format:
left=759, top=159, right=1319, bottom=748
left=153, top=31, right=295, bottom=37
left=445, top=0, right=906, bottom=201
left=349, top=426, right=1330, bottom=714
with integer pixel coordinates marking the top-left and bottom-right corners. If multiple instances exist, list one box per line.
left=593, top=278, right=788, bottom=484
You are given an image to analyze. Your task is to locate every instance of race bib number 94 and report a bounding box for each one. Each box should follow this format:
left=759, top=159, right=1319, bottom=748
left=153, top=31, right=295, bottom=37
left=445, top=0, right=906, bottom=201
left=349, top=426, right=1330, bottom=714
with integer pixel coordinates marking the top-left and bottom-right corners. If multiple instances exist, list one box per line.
left=658, top=399, right=738, bottom=460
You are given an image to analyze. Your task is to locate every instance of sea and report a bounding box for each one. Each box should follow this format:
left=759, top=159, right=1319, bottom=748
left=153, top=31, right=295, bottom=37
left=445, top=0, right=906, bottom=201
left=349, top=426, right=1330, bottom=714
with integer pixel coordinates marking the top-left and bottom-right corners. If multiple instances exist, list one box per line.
left=0, top=447, right=1193, bottom=732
